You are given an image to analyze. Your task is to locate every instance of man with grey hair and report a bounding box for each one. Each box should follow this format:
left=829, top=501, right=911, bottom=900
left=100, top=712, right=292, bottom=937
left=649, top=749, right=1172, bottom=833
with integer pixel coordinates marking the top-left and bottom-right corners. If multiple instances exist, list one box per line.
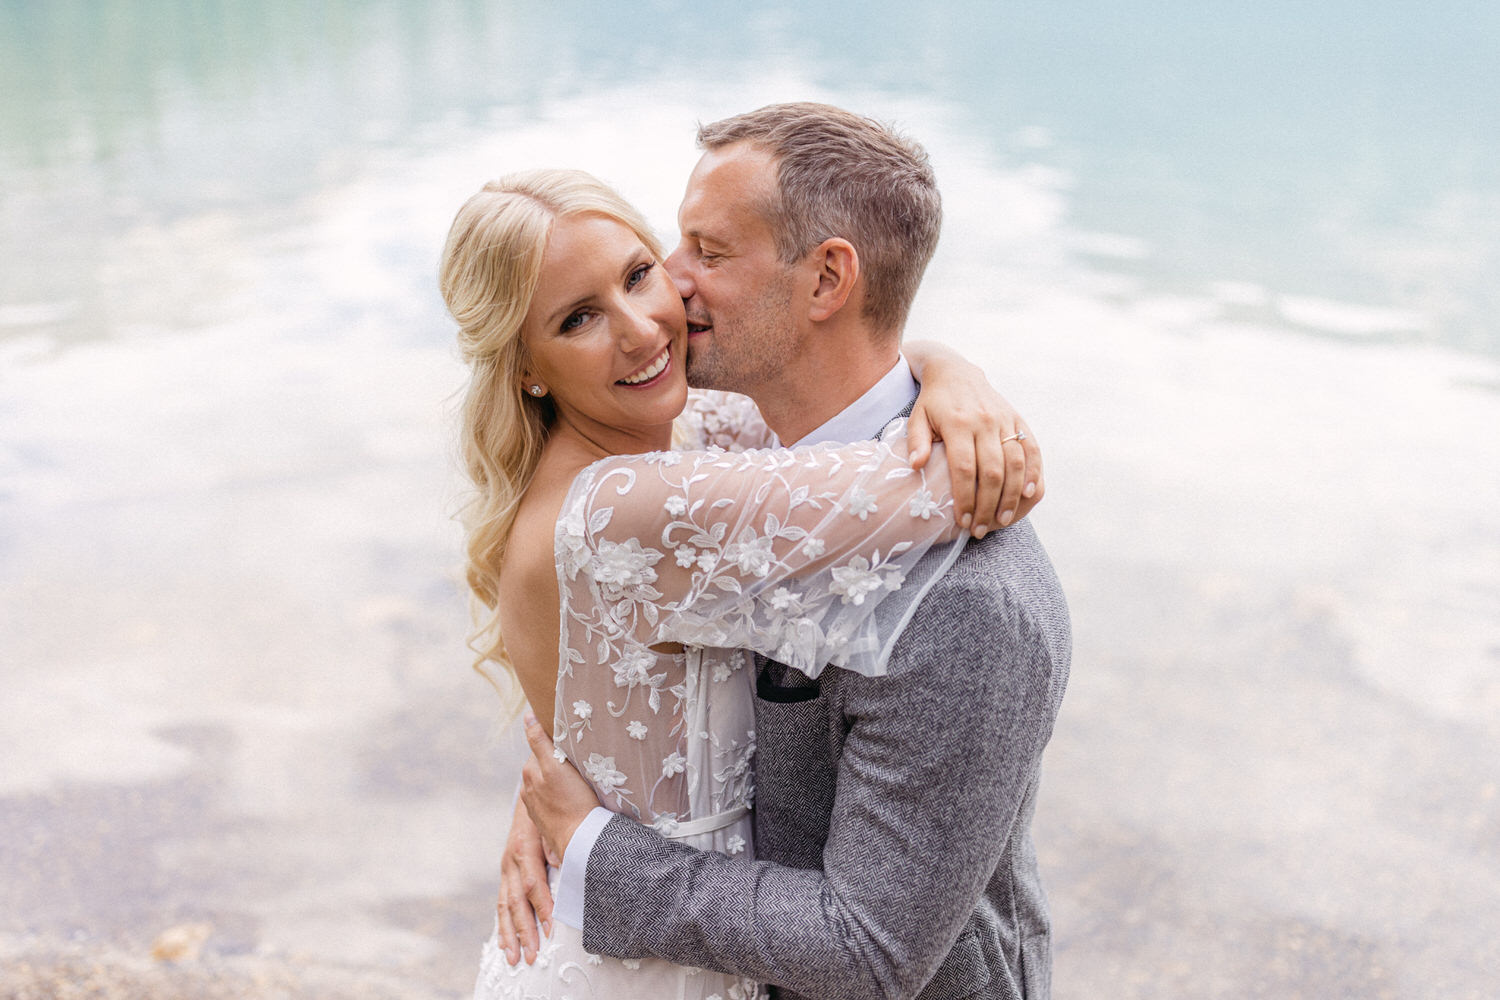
left=508, top=102, right=1070, bottom=999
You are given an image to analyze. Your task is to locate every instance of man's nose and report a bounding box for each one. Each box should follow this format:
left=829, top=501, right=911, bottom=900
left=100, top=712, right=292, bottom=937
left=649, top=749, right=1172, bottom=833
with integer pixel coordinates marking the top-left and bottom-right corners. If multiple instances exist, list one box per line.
left=664, top=245, right=694, bottom=298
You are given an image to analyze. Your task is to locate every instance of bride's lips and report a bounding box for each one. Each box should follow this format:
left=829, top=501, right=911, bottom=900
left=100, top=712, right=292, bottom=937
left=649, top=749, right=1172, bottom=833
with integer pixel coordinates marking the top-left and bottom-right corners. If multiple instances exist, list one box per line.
left=616, top=345, right=672, bottom=387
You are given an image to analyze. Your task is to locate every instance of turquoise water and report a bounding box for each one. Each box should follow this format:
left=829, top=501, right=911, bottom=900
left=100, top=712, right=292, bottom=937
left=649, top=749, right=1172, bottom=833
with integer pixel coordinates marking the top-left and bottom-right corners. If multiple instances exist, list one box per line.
left=3, top=0, right=1498, bottom=354
left=2, top=3, right=1498, bottom=997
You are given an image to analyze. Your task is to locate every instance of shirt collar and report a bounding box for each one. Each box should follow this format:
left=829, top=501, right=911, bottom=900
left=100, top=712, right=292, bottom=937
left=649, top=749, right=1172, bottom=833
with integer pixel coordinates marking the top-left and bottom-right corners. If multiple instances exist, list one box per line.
left=789, top=355, right=918, bottom=447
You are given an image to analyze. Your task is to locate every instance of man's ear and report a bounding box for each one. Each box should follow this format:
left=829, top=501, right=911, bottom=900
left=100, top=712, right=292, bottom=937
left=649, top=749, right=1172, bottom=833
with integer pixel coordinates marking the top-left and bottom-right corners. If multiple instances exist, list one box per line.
left=806, top=237, right=860, bottom=323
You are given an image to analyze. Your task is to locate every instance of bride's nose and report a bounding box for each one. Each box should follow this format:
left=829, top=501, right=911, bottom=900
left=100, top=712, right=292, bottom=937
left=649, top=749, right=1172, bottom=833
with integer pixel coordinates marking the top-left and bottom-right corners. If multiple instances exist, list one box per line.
left=618, top=300, right=658, bottom=350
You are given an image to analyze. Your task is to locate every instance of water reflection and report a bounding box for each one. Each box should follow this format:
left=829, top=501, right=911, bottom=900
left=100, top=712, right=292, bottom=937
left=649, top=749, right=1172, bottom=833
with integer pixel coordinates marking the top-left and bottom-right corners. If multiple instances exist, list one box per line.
left=2, top=3, right=1498, bottom=997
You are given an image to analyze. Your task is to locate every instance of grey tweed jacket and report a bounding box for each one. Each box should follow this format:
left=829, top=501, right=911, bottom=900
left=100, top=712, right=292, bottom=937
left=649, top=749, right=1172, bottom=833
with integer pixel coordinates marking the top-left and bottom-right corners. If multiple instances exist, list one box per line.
left=581, top=417, right=1071, bottom=1000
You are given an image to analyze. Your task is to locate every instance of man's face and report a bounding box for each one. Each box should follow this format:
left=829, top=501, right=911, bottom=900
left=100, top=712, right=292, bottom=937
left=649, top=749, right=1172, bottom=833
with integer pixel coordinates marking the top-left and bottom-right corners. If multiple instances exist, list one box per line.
left=664, top=142, right=800, bottom=395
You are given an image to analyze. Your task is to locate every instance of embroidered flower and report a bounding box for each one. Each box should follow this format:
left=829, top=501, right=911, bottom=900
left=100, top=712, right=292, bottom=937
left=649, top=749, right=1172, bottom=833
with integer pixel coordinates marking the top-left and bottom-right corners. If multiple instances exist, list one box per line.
left=726, top=834, right=746, bottom=854
left=626, top=720, right=648, bottom=740
left=612, top=647, right=657, bottom=688
left=664, top=494, right=688, bottom=516
left=572, top=700, right=592, bottom=720
left=557, top=508, right=592, bottom=579
left=908, top=488, right=941, bottom=520
left=583, top=753, right=627, bottom=795
left=830, top=556, right=884, bottom=605
left=769, top=586, right=803, bottom=613
left=712, top=662, right=732, bottom=683
left=724, top=529, right=774, bottom=578
left=661, top=752, right=687, bottom=777
left=802, top=537, right=826, bottom=558
left=675, top=545, right=698, bottom=568
left=621, top=957, right=643, bottom=970
left=590, top=538, right=663, bottom=601
left=650, top=813, right=680, bottom=836
left=847, top=487, right=878, bottom=520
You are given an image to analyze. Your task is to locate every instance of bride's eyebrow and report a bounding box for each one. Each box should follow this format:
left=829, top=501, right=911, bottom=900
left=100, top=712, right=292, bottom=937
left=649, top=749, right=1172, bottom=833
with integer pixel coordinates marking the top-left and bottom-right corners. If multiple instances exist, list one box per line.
left=539, top=247, right=652, bottom=329
left=540, top=291, right=591, bottom=330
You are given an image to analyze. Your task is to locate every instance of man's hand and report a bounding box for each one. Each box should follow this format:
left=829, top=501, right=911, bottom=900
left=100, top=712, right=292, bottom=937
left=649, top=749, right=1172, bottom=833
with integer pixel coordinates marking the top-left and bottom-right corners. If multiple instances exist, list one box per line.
left=519, top=712, right=601, bottom=871
left=497, top=793, right=555, bottom=966
left=904, top=341, right=1044, bottom=538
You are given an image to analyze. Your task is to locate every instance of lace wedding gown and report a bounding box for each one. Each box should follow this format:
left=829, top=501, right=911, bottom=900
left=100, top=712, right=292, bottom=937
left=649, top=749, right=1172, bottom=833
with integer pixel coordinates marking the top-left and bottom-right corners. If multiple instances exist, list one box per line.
left=475, top=392, right=963, bottom=1000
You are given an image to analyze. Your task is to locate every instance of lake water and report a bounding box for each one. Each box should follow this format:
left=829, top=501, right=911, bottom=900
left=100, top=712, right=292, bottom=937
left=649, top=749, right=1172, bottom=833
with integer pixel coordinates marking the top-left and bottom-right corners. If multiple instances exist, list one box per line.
left=2, top=3, right=1498, bottom=998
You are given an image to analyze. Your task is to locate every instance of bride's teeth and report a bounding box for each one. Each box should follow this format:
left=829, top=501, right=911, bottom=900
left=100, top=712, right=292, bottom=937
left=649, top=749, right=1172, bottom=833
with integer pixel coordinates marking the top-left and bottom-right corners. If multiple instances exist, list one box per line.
left=620, top=349, right=668, bottom=385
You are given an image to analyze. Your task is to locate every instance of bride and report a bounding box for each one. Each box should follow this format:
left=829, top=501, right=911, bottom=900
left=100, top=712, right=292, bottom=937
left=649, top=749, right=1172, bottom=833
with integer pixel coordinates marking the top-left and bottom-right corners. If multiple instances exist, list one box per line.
left=440, top=169, right=1036, bottom=1000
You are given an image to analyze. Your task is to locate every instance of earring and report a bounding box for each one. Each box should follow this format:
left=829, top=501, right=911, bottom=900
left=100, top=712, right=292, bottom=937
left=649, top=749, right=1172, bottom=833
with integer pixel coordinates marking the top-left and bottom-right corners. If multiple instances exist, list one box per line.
left=529, top=385, right=544, bottom=397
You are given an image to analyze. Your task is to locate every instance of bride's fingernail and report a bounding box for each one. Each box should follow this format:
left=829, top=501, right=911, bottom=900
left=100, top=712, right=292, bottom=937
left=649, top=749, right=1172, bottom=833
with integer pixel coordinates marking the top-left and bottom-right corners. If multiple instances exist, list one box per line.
left=1001, top=510, right=1014, bottom=526
left=960, top=513, right=972, bottom=530
left=1024, top=482, right=1036, bottom=497
left=973, top=525, right=987, bottom=539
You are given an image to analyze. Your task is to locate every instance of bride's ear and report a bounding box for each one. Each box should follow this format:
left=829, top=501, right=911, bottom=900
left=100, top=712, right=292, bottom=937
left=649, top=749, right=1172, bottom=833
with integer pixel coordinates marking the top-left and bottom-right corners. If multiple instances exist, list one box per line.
left=806, top=238, right=859, bottom=322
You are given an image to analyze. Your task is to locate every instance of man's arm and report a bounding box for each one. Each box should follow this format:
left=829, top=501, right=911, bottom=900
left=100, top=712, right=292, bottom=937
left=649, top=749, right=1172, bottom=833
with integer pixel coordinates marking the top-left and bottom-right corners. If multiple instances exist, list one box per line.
left=522, top=565, right=1065, bottom=998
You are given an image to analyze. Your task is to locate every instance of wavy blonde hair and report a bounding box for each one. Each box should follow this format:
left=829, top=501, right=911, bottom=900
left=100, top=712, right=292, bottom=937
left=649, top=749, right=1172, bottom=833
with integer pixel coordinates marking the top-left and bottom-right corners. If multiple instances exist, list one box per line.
left=439, top=169, right=664, bottom=706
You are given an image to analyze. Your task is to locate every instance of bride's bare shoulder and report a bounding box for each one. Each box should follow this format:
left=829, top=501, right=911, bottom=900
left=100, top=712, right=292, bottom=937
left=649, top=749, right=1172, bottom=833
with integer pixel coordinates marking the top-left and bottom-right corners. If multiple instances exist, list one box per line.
left=505, top=446, right=591, bottom=580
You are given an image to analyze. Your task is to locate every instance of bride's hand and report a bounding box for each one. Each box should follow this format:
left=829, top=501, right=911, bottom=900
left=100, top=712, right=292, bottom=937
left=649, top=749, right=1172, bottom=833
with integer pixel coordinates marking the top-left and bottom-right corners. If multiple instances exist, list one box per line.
left=498, top=791, right=554, bottom=965
left=903, top=340, right=1044, bottom=537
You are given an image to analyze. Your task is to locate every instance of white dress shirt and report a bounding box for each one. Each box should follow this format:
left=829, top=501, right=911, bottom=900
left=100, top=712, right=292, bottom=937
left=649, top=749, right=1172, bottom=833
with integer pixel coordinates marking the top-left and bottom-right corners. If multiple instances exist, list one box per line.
left=549, top=357, right=918, bottom=929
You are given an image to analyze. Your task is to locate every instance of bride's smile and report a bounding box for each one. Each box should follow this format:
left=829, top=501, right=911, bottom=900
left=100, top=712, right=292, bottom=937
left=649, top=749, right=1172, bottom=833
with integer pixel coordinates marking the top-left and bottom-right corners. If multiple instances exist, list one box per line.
left=520, top=213, right=689, bottom=454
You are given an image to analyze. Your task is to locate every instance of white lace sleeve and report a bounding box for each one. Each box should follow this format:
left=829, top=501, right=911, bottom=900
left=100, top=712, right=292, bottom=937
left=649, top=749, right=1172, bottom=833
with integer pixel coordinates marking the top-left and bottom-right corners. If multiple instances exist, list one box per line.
left=557, top=420, right=965, bottom=682
left=675, top=389, right=776, bottom=451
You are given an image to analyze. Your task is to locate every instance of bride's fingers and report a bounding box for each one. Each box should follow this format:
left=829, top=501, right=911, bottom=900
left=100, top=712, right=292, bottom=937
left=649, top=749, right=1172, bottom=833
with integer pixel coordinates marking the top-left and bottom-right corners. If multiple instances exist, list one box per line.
left=514, top=873, right=541, bottom=963
left=905, top=406, right=934, bottom=470
left=944, top=430, right=978, bottom=534
left=525, top=864, right=555, bottom=940
left=504, top=863, right=541, bottom=963
left=971, top=428, right=1007, bottom=537
left=497, top=880, right=522, bottom=965
left=1013, top=419, right=1044, bottom=520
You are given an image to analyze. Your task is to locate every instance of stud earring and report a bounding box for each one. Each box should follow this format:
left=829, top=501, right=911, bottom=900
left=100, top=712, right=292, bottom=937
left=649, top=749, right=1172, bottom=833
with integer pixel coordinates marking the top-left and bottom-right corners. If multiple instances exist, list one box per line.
left=529, top=385, right=544, bottom=396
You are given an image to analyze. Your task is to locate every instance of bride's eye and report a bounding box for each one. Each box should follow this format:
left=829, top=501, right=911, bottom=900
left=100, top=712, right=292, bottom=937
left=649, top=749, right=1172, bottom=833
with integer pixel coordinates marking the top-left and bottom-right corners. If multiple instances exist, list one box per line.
left=626, top=262, right=653, bottom=289
left=560, top=310, right=589, bottom=333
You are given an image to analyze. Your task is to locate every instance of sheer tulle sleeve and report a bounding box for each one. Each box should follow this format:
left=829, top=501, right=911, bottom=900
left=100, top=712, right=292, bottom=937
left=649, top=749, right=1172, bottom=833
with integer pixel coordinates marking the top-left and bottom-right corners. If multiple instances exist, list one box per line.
left=556, top=420, right=966, bottom=682
left=675, top=389, right=776, bottom=451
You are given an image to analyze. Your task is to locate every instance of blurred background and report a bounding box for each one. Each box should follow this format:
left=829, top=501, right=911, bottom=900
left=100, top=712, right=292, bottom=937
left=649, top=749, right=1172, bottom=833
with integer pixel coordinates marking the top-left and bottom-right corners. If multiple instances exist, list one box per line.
left=1, top=1, right=1496, bottom=997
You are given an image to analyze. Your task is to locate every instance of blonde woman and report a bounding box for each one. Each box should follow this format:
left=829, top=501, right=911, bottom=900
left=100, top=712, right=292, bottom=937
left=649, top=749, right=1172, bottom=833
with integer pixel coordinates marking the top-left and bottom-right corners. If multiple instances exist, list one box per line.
left=442, top=169, right=1036, bottom=1000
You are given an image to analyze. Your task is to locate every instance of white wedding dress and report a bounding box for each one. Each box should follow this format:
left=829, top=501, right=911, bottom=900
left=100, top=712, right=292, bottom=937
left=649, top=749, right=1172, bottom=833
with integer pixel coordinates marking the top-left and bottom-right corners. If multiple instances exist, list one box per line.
left=475, top=392, right=963, bottom=1000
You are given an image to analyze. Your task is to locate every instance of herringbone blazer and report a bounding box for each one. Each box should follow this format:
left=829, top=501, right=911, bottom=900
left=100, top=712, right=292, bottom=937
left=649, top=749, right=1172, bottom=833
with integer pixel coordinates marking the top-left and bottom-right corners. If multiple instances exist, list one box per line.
left=581, top=415, right=1071, bottom=1000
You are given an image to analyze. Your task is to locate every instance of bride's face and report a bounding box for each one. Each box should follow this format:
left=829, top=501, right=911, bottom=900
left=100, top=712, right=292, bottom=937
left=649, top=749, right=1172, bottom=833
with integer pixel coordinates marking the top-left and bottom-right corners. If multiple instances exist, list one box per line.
left=520, top=213, right=689, bottom=439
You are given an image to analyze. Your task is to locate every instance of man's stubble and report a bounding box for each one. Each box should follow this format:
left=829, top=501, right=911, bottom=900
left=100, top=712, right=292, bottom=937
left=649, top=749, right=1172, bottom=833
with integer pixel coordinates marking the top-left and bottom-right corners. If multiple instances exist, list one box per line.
left=684, top=270, right=800, bottom=398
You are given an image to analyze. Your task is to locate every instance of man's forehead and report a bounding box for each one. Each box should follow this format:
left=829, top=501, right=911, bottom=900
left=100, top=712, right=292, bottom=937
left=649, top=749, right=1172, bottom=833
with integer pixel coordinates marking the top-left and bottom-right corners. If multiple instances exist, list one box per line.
left=678, top=143, right=777, bottom=236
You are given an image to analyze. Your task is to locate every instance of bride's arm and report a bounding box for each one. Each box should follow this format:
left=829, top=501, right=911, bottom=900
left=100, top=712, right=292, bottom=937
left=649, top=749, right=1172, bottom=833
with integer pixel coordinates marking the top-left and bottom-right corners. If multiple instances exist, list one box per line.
left=904, top=339, right=1044, bottom=537
left=562, top=426, right=964, bottom=676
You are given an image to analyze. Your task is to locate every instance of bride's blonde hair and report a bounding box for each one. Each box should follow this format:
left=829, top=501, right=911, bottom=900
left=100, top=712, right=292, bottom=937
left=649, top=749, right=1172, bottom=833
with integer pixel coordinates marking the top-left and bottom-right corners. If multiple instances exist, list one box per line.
left=439, top=169, right=665, bottom=704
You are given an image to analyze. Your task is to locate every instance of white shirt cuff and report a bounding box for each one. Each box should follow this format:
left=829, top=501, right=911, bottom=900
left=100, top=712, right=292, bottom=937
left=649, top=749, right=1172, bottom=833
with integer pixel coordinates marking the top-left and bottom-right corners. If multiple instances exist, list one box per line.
left=552, top=806, right=613, bottom=930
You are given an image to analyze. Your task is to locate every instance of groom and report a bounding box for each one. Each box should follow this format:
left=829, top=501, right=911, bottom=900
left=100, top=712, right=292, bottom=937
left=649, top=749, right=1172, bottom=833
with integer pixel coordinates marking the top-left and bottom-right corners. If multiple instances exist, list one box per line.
left=512, top=102, right=1071, bottom=999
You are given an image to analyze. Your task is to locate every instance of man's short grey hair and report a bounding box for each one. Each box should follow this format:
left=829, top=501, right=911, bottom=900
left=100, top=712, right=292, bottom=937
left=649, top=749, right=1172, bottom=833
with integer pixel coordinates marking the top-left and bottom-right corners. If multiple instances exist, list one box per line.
left=696, top=102, right=942, bottom=337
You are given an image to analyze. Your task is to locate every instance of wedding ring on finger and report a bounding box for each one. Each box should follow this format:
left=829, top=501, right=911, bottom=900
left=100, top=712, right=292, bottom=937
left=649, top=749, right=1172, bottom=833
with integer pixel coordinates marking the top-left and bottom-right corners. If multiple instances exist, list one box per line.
left=1001, top=430, right=1028, bottom=443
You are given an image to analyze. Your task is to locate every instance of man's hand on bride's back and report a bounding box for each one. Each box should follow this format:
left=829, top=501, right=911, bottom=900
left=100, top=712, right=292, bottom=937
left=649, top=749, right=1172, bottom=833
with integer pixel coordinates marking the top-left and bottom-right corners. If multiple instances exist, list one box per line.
left=904, top=346, right=1045, bottom=538
left=519, top=711, right=602, bottom=868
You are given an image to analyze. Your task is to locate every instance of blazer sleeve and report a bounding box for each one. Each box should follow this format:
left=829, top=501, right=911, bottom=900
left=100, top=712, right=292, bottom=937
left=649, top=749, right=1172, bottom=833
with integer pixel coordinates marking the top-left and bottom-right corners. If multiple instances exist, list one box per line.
left=579, top=566, right=1067, bottom=999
